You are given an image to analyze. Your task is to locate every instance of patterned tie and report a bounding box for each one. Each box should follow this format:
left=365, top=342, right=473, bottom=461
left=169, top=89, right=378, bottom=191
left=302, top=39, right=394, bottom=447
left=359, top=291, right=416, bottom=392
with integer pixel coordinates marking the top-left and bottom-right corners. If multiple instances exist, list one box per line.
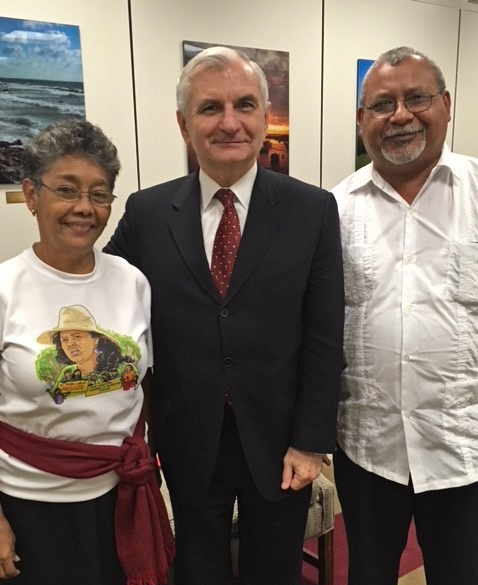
left=211, top=189, right=241, bottom=298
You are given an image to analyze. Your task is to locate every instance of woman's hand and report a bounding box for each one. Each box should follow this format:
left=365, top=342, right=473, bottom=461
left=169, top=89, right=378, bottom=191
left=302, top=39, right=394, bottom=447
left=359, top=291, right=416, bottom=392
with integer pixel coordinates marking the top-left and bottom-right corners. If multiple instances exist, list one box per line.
left=0, top=510, right=20, bottom=578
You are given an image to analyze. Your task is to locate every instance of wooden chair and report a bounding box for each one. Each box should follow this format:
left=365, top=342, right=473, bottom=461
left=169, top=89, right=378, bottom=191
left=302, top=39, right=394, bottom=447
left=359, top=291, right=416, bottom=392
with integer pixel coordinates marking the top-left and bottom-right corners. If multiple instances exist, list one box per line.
left=302, top=473, right=335, bottom=585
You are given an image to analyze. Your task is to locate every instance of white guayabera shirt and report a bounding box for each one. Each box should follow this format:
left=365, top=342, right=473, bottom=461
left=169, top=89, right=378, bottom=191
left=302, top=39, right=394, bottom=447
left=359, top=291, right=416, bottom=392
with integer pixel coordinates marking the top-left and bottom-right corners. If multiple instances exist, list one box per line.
left=333, top=145, right=478, bottom=493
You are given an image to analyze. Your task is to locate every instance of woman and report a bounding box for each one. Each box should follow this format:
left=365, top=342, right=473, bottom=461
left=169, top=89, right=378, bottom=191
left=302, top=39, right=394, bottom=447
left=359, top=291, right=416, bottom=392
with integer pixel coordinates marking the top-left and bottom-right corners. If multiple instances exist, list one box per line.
left=0, top=120, right=174, bottom=585
left=37, top=304, right=141, bottom=403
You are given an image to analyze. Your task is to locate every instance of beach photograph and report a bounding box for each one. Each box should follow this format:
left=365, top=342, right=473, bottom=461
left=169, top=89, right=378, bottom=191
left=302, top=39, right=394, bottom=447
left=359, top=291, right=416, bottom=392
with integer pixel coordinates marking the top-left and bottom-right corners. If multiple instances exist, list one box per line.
left=0, top=17, right=85, bottom=184
left=183, top=41, right=289, bottom=175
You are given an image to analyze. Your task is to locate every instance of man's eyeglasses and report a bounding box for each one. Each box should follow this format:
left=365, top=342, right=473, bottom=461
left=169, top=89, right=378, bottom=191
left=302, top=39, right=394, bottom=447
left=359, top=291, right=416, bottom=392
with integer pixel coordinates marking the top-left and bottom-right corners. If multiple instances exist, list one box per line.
left=365, top=92, right=443, bottom=119
left=37, top=182, right=116, bottom=207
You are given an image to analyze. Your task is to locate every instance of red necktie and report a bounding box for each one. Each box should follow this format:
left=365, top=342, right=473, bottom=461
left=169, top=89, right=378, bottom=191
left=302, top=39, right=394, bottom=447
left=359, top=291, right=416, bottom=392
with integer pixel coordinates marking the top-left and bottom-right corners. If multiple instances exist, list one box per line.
left=211, top=189, right=241, bottom=298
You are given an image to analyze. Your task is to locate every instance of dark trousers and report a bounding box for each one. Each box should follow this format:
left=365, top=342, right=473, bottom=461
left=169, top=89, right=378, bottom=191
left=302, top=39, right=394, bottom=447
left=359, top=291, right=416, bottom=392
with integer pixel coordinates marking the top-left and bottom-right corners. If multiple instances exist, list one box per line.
left=170, top=407, right=311, bottom=585
left=334, top=445, right=478, bottom=585
left=0, top=488, right=125, bottom=585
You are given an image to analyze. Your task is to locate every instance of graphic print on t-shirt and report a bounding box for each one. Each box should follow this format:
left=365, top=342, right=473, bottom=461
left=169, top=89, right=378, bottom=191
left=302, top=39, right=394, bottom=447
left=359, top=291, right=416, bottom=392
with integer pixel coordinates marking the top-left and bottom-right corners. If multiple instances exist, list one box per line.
left=35, top=305, right=141, bottom=404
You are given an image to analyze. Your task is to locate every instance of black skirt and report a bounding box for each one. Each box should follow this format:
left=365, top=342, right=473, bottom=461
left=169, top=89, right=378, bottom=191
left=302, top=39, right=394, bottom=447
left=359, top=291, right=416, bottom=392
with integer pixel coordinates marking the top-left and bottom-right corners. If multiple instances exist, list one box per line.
left=0, top=488, right=126, bottom=585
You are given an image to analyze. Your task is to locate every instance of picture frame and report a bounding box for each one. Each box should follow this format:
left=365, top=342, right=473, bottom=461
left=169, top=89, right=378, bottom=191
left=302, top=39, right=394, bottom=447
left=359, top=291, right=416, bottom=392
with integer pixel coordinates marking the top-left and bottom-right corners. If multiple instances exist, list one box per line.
left=355, top=59, right=374, bottom=170
left=0, top=17, right=85, bottom=184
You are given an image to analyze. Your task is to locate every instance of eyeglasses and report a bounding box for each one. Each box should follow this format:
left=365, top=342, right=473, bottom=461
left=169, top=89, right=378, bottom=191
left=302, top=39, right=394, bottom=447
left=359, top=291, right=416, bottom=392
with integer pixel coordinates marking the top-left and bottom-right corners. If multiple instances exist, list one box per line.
left=365, top=92, right=443, bottom=119
left=37, top=182, right=116, bottom=207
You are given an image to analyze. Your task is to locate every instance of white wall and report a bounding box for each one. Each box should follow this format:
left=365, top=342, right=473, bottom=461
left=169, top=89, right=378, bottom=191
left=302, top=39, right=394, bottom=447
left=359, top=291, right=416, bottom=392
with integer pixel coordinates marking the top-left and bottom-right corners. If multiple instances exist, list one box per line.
left=321, top=0, right=460, bottom=190
left=130, top=0, right=323, bottom=189
left=0, top=0, right=136, bottom=262
left=453, top=8, right=478, bottom=158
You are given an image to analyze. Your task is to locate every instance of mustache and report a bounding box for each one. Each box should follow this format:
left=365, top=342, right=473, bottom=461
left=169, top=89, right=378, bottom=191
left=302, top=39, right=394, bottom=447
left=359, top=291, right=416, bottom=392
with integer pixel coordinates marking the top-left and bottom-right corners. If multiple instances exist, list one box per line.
left=383, top=124, right=424, bottom=138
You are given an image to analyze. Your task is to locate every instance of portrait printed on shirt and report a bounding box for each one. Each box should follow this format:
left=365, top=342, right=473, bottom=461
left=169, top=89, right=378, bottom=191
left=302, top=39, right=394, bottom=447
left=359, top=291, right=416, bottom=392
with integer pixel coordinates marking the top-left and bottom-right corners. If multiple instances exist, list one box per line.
left=35, top=305, right=141, bottom=404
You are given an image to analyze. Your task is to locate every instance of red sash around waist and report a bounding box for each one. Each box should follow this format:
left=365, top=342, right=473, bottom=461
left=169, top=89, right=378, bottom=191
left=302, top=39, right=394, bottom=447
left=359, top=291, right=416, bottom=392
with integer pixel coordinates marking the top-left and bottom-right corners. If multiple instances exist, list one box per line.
left=0, top=418, right=174, bottom=585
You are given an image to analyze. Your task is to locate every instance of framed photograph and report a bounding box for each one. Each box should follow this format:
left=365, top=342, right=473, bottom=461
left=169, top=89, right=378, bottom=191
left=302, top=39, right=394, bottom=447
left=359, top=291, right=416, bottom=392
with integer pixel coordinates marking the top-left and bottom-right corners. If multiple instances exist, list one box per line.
left=182, top=40, right=289, bottom=175
left=0, top=17, right=85, bottom=184
left=355, top=59, right=374, bottom=170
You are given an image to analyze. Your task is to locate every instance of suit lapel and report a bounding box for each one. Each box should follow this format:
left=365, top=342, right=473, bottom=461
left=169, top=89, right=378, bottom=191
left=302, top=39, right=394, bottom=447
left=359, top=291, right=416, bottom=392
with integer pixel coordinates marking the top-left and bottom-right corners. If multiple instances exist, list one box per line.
left=226, top=168, right=284, bottom=301
left=169, top=169, right=285, bottom=304
left=169, top=173, right=219, bottom=301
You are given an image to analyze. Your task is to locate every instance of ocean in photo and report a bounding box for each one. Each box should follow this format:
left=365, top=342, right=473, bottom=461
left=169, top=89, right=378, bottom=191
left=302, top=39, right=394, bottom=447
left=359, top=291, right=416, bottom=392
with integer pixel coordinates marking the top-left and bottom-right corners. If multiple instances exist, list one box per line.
left=0, top=77, right=85, bottom=184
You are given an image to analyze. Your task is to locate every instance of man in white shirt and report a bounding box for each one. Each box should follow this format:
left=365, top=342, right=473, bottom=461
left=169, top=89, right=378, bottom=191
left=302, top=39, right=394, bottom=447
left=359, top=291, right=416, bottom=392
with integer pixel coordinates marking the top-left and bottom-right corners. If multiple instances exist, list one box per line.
left=333, top=46, right=478, bottom=585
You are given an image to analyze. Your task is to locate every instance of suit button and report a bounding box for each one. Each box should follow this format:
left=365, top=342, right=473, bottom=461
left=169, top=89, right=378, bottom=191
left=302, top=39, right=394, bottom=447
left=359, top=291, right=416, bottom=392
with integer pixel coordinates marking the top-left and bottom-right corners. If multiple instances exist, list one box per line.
left=223, top=356, right=233, bottom=367
left=220, top=308, right=230, bottom=318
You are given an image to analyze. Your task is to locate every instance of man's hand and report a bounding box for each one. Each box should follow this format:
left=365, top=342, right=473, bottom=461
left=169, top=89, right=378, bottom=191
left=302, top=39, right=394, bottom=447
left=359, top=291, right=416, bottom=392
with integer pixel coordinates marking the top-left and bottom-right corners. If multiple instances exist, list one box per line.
left=0, top=511, right=20, bottom=579
left=281, top=447, right=328, bottom=491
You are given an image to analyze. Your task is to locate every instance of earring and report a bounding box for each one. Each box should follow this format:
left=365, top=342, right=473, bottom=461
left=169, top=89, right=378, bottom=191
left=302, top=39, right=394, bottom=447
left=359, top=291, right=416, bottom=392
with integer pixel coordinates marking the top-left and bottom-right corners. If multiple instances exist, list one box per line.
left=31, top=209, right=36, bottom=217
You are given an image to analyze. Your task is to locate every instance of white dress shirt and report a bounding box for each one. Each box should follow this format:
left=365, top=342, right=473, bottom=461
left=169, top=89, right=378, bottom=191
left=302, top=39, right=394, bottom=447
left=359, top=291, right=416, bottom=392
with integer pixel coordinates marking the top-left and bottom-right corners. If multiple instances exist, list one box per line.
left=333, top=145, right=478, bottom=493
left=199, top=164, right=257, bottom=266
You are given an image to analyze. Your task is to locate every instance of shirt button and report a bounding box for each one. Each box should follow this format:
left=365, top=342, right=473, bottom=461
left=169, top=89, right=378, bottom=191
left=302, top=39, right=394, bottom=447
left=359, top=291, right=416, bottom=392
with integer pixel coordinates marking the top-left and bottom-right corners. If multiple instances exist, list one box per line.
left=223, top=356, right=233, bottom=367
left=220, top=308, right=230, bottom=318
left=403, top=354, right=411, bottom=362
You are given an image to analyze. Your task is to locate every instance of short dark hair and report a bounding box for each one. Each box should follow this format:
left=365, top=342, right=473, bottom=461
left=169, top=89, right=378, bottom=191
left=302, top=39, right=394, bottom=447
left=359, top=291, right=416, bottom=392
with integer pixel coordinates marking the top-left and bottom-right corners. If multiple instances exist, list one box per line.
left=22, top=119, right=121, bottom=190
left=360, top=46, right=447, bottom=107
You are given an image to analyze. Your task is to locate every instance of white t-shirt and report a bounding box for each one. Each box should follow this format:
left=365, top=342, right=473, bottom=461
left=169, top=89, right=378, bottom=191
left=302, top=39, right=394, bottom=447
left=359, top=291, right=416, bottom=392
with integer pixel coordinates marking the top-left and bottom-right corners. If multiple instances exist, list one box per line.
left=0, top=247, right=152, bottom=502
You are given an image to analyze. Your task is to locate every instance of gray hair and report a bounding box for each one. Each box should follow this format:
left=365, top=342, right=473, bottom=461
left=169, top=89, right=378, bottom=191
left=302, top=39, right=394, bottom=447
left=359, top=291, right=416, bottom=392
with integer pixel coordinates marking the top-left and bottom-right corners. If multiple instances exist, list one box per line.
left=22, top=119, right=121, bottom=190
left=359, top=46, right=447, bottom=107
left=176, top=46, right=269, bottom=115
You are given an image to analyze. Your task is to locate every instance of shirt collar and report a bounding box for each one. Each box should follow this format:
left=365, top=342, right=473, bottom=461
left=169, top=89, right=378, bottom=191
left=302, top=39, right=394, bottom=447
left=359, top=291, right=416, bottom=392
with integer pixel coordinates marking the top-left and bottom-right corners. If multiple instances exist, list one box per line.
left=432, top=144, right=457, bottom=176
left=349, top=145, right=455, bottom=194
left=343, top=161, right=375, bottom=193
left=199, top=163, right=258, bottom=212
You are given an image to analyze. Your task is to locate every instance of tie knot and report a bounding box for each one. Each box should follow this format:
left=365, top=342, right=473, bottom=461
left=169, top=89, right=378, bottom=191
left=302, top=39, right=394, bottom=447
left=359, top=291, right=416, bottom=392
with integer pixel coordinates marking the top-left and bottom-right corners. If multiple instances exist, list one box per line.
left=215, top=189, right=235, bottom=209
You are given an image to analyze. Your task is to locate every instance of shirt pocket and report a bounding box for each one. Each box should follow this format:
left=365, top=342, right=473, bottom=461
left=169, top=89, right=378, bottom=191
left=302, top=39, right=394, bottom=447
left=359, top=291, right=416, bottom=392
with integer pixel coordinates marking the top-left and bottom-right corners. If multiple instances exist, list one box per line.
left=443, top=380, right=478, bottom=449
left=342, top=244, right=376, bottom=306
left=338, top=374, right=381, bottom=440
left=447, top=242, right=478, bottom=306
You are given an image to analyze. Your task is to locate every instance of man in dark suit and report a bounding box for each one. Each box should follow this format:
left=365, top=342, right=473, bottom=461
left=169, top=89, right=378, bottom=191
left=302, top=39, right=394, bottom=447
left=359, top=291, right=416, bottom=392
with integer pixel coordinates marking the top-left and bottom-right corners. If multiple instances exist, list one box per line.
left=105, top=46, right=344, bottom=585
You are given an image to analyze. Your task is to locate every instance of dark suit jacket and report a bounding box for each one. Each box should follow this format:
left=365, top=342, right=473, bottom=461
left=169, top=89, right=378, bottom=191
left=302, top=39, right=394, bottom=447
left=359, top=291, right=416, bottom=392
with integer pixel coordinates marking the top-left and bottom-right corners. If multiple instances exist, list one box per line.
left=105, top=167, right=344, bottom=505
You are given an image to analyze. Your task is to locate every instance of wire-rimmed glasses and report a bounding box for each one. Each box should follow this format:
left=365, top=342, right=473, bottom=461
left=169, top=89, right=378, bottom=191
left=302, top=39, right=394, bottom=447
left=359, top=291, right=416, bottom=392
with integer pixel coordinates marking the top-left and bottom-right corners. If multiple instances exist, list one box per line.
left=365, top=92, right=443, bottom=119
left=37, top=182, right=116, bottom=207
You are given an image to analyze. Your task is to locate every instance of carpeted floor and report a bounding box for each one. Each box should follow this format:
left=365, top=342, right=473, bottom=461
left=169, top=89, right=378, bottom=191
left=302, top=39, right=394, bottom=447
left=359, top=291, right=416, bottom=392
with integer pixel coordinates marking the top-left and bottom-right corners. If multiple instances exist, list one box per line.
left=302, top=513, right=425, bottom=585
